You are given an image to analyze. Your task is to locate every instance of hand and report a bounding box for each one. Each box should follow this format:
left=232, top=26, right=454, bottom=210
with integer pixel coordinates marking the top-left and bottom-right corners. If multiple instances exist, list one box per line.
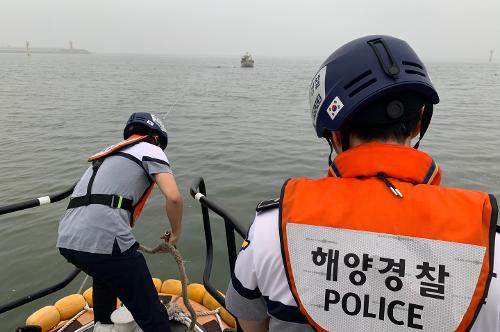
left=160, top=230, right=180, bottom=246
left=160, top=230, right=171, bottom=243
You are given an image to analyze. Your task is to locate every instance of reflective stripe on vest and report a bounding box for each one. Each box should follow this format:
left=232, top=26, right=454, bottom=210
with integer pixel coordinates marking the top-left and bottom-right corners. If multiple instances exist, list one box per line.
left=69, top=134, right=154, bottom=226
left=279, top=143, right=497, bottom=332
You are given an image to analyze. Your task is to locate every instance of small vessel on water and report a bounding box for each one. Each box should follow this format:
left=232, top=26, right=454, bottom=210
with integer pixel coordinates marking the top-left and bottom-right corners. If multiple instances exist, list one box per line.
left=240, top=52, right=254, bottom=68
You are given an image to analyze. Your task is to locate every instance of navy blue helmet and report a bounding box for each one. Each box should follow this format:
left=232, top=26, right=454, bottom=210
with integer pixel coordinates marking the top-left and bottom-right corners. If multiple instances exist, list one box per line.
left=309, top=35, right=439, bottom=142
left=124, top=112, right=168, bottom=149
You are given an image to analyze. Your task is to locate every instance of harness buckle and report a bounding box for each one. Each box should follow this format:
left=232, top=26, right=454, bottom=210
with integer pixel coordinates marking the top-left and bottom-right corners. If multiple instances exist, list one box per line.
left=110, top=195, right=124, bottom=209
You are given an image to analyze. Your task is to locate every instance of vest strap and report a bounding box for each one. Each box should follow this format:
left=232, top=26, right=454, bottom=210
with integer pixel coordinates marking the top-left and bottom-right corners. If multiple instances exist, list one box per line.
left=75, top=135, right=154, bottom=225
left=83, top=161, right=101, bottom=206
left=67, top=194, right=133, bottom=213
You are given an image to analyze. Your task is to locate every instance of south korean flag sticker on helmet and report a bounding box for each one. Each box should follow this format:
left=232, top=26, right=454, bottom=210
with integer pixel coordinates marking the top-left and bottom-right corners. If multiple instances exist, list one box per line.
left=326, top=96, right=344, bottom=121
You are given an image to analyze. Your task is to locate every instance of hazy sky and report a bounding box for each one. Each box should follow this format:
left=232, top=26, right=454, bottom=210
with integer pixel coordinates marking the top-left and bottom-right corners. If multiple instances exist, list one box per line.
left=1, top=0, right=499, bottom=60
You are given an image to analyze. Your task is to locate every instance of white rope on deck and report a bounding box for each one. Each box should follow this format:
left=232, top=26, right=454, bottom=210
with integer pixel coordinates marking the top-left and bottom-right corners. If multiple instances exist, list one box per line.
left=56, top=304, right=90, bottom=332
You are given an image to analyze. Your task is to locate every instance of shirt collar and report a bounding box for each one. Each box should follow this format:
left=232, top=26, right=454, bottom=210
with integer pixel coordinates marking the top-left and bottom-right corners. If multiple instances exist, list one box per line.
left=327, top=142, right=442, bottom=185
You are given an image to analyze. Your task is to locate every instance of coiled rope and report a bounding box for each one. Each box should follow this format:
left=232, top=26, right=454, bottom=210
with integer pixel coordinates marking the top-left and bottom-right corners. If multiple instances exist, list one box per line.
left=139, top=242, right=197, bottom=332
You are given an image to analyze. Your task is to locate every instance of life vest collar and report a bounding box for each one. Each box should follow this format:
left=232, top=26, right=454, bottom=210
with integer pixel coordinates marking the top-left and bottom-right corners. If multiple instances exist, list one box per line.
left=88, top=134, right=148, bottom=161
left=328, top=142, right=441, bottom=185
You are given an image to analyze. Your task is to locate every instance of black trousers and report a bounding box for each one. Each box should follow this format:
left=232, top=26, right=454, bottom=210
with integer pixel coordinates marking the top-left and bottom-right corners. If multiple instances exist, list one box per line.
left=59, top=244, right=171, bottom=332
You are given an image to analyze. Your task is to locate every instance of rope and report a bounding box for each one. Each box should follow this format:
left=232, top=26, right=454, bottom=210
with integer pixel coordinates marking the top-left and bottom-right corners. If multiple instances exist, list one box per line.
left=165, top=302, right=205, bottom=332
left=56, top=305, right=90, bottom=332
left=191, top=307, right=225, bottom=328
left=164, top=303, right=226, bottom=332
left=196, top=308, right=220, bottom=316
left=139, top=242, right=197, bottom=332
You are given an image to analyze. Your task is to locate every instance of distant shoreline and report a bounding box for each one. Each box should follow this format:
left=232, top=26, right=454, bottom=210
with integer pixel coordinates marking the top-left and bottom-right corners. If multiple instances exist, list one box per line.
left=0, top=47, right=91, bottom=54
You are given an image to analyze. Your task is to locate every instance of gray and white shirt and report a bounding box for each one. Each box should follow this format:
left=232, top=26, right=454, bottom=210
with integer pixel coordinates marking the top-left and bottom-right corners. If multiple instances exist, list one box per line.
left=57, top=141, right=172, bottom=254
left=226, top=208, right=500, bottom=332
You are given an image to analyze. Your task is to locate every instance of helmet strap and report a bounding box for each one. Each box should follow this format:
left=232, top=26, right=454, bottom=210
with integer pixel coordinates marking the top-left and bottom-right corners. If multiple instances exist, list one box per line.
left=413, top=137, right=422, bottom=149
left=326, top=137, right=334, bottom=166
left=326, top=130, right=349, bottom=165
left=413, top=103, right=433, bottom=150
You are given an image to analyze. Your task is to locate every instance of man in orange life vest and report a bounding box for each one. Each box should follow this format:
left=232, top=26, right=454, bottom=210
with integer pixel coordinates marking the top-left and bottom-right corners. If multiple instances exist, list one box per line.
left=225, top=36, right=499, bottom=331
left=57, top=113, right=183, bottom=332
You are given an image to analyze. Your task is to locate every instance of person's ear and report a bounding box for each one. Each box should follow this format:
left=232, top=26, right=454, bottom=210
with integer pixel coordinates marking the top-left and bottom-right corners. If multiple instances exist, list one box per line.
left=331, top=131, right=343, bottom=153
left=154, top=134, right=161, bottom=146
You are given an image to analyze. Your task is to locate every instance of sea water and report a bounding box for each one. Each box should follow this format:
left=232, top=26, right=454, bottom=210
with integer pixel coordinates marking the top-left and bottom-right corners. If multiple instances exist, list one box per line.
left=0, top=54, right=499, bottom=330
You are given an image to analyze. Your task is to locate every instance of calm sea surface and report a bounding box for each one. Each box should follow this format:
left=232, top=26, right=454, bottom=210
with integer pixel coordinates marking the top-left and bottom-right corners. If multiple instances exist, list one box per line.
left=0, top=54, right=499, bottom=330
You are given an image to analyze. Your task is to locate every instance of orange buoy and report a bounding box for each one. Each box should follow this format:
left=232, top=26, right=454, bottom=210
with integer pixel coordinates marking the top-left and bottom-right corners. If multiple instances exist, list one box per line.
left=25, top=277, right=236, bottom=330
left=161, top=279, right=182, bottom=295
left=26, top=305, right=60, bottom=332
left=202, top=291, right=222, bottom=310
left=54, top=294, right=86, bottom=320
left=152, top=278, right=162, bottom=293
left=202, top=290, right=236, bottom=327
left=83, top=287, right=93, bottom=307
left=187, top=283, right=206, bottom=304
left=220, top=307, right=237, bottom=328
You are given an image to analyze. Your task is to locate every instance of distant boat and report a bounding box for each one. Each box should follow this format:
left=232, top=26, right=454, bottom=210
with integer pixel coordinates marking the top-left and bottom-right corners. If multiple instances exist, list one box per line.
left=241, top=52, right=254, bottom=68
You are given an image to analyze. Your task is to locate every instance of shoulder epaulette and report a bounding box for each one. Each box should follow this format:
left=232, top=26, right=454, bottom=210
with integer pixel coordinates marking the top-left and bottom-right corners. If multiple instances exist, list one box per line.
left=256, top=198, right=280, bottom=213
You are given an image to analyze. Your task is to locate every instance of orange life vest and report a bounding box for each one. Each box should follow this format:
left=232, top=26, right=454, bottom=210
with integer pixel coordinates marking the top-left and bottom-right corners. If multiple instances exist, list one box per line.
left=280, top=143, right=497, bottom=332
left=68, top=135, right=155, bottom=226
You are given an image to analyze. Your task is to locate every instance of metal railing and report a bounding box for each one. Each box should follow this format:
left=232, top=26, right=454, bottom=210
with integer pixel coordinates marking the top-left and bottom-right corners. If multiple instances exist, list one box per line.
left=0, top=268, right=81, bottom=314
left=2, top=177, right=249, bottom=332
left=190, top=177, right=247, bottom=331
left=0, top=183, right=82, bottom=314
left=0, top=184, right=76, bottom=216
